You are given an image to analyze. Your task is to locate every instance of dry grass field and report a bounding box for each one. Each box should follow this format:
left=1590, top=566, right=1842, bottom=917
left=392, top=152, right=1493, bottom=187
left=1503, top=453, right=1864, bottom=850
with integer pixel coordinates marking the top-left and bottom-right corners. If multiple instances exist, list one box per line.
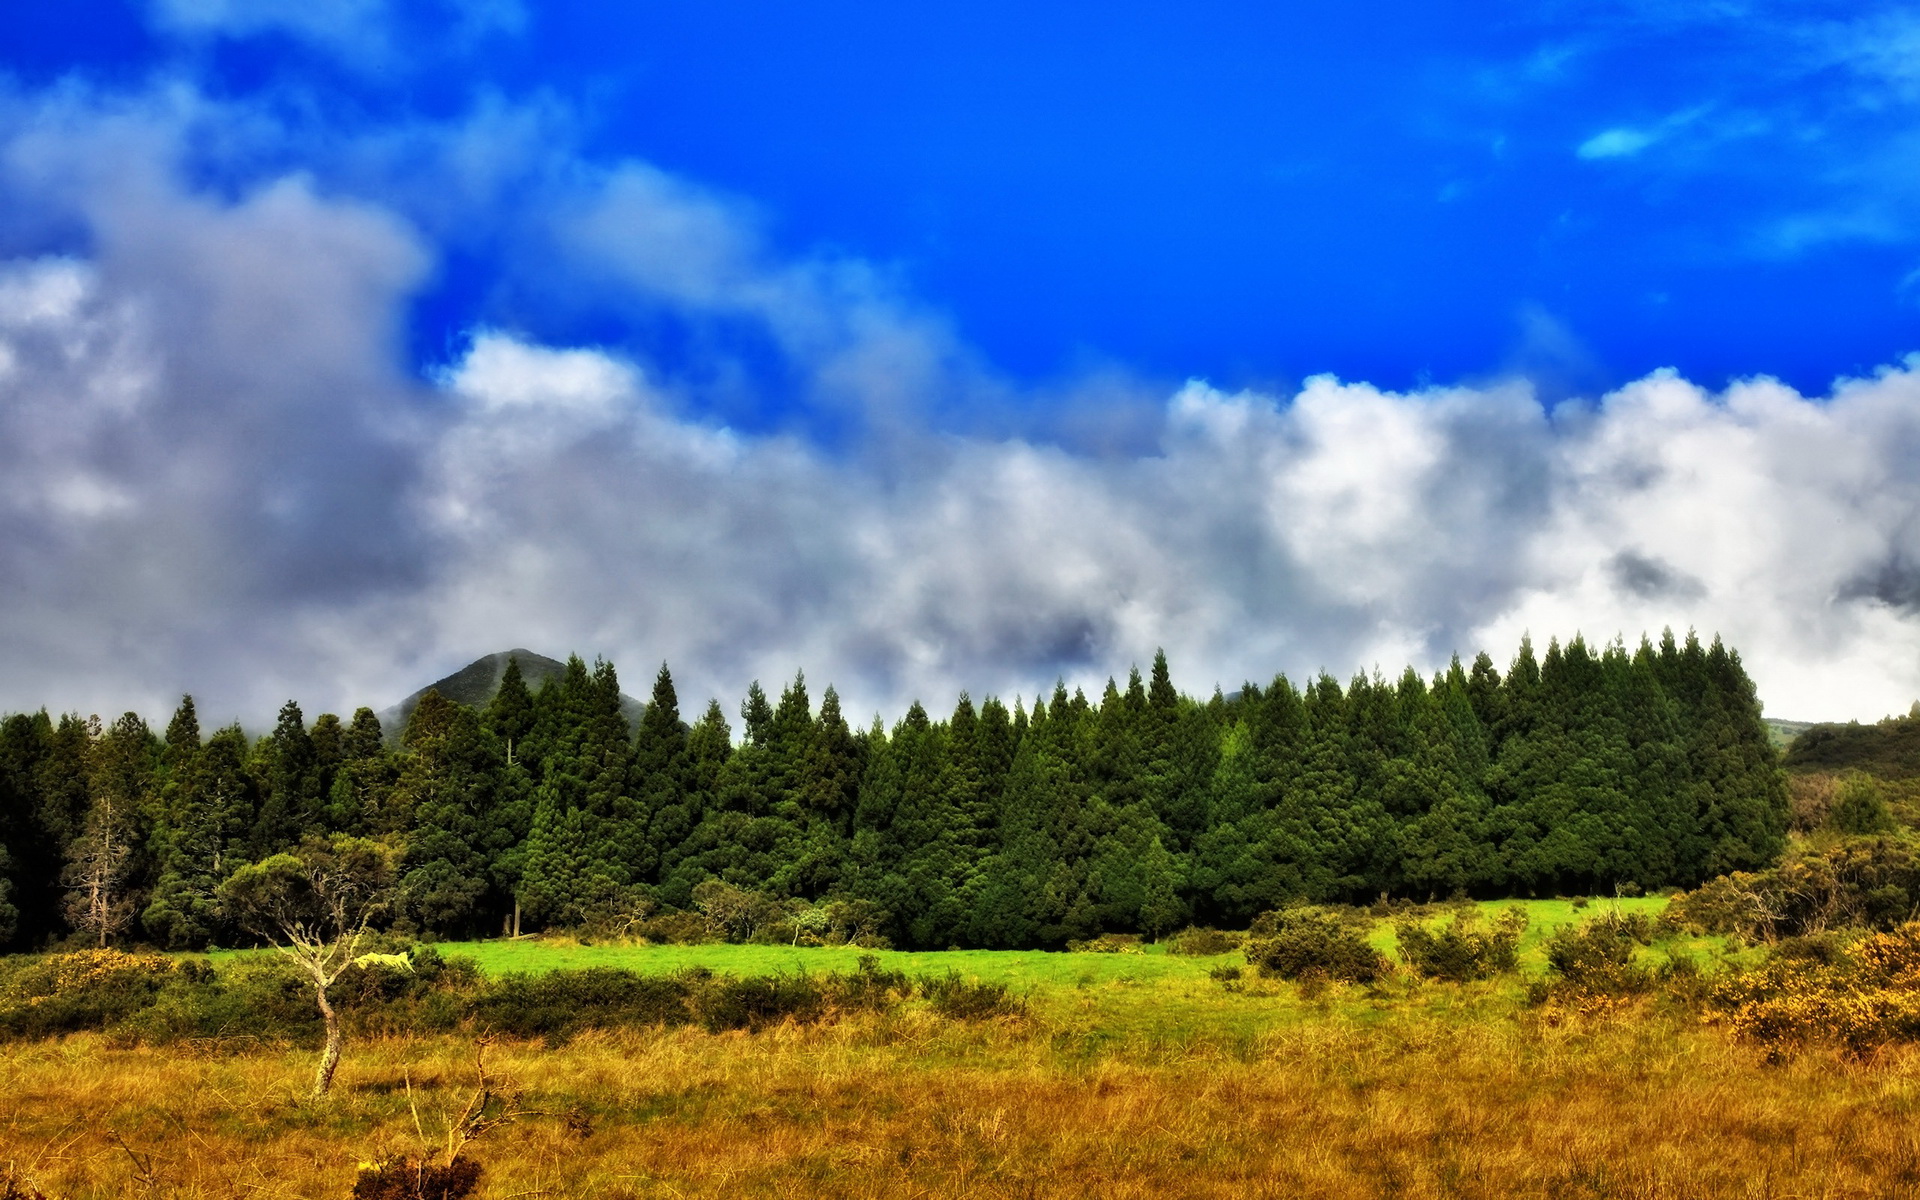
left=6, top=982, right=1920, bottom=1199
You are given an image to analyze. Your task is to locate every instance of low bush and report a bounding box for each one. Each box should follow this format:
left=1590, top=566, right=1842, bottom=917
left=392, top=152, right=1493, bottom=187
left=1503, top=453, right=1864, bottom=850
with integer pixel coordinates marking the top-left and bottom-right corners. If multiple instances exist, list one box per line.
left=1066, top=934, right=1143, bottom=954
left=351, top=1156, right=482, bottom=1200
left=1243, top=908, right=1387, bottom=984
left=0, top=945, right=1021, bottom=1044
left=0, top=949, right=192, bottom=1039
left=632, top=911, right=710, bottom=945
left=1709, top=923, right=1920, bottom=1054
left=470, top=968, right=695, bottom=1040
left=1539, top=911, right=1657, bottom=1001
left=918, top=972, right=1022, bottom=1020
left=1164, top=927, right=1242, bottom=956
left=833, top=954, right=911, bottom=1012
left=694, top=972, right=826, bottom=1032
left=1396, top=908, right=1527, bottom=982
left=1666, top=834, right=1920, bottom=942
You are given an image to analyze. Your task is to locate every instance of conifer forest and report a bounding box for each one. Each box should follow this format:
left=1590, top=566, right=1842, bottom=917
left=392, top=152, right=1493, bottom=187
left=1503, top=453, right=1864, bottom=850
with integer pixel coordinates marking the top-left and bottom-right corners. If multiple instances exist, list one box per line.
left=0, top=631, right=1785, bottom=952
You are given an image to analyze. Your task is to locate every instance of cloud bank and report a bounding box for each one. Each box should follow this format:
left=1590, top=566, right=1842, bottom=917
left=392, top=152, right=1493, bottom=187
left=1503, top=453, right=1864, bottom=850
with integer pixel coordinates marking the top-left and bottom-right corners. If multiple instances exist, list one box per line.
left=1, top=84, right=1918, bottom=727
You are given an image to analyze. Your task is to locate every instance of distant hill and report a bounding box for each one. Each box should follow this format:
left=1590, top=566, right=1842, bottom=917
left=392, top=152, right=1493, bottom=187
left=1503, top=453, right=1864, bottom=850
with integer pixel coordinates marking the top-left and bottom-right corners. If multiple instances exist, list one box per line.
left=376, top=649, right=646, bottom=742
left=1763, top=718, right=1818, bottom=750
left=1781, top=710, right=1920, bottom=779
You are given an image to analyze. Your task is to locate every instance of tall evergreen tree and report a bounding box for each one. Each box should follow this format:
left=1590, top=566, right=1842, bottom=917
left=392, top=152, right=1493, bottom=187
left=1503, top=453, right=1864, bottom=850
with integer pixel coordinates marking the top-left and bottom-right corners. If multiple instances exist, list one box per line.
left=519, top=658, right=638, bottom=927
left=144, top=724, right=257, bottom=948
left=0, top=712, right=58, bottom=946
left=328, top=708, right=396, bottom=834
left=394, top=690, right=502, bottom=937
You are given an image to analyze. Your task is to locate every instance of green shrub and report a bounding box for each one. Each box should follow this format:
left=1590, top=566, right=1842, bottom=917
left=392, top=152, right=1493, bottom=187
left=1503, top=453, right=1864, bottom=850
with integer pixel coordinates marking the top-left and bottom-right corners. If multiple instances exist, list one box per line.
left=1243, top=907, right=1388, bottom=984
left=470, top=968, right=695, bottom=1039
left=1541, top=911, right=1657, bottom=999
left=1666, top=835, right=1920, bottom=942
left=1396, top=908, right=1527, bottom=982
left=1830, top=774, right=1898, bottom=836
left=693, top=972, right=826, bottom=1032
left=917, top=972, right=1023, bottom=1020
left=831, top=954, right=911, bottom=1011
left=1164, top=927, right=1243, bottom=956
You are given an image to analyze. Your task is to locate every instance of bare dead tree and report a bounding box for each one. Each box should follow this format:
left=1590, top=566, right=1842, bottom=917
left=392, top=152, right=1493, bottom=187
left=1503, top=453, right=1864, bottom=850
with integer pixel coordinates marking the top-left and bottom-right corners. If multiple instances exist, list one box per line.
left=218, top=835, right=395, bottom=1099
left=63, top=793, right=135, bottom=948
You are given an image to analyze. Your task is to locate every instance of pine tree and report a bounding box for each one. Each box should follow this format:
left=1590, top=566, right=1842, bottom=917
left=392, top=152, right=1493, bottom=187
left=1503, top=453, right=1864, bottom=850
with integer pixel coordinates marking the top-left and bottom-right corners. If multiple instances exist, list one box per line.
left=518, top=658, right=638, bottom=928
left=626, top=663, right=689, bottom=885
left=327, top=708, right=396, bottom=834
left=654, top=699, right=732, bottom=909
left=0, top=712, right=63, bottom=946
left=1688, top=636, right=1789, bottom=876
left=486, top=656, right=538, bottom=770
left=162, top=695, right=200, bottom=774
left=251, top=701, right=320, bottom=855
left=144, top=724, right=257, bottom=948
left=393, top=691, right=501, bottom=938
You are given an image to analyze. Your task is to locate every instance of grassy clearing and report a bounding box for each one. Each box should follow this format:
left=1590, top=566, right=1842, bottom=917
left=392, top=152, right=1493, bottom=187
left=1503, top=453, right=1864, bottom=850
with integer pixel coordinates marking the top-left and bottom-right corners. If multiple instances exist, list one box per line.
left=423, top=896, right=1683, bottom=979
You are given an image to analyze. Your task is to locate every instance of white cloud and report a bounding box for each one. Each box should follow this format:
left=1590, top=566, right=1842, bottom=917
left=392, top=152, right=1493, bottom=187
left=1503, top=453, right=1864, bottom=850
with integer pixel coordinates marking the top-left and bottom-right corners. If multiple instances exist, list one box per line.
left=3, top=84, right=1920, bottom=729
left=1578, top=127, right=1660, bottom=159
left=146, top=0, right=525, bottom=65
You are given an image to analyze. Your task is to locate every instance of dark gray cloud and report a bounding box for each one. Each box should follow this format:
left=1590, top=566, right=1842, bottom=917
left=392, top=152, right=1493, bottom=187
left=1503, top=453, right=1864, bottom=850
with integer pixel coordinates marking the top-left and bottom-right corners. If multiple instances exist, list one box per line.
left=1841, top=556, right=1920, bottom=615
left=1609, top=550, right=1707, bottom=601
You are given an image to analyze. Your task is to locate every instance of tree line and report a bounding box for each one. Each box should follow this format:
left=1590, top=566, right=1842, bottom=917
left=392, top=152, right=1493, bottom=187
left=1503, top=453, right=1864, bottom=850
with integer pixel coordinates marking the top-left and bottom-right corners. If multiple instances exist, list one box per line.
left=0, top=630, right=1787, bottom=951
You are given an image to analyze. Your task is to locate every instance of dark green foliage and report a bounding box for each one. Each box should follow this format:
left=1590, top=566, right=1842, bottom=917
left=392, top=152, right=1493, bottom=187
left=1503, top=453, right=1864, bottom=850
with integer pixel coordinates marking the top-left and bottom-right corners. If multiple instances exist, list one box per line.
left=694, top=972, right=827, bottom=1031
left=0, top=632, right=1794, bottom=950
left=918, top=971, right=1022, bottom=1020
left=1244, top=907, right=1388, bottom=983
left=518, top=658, right=640, bottom=928
left=330, top=708, right=396, bottom=834
left=65, top=713, right=155, bottom=947
left=394, top=692, right=505, bottom=938
left=1396, top=908, right=1527, bottom=981
left=144, top=723, right=256, bottom=949
left=470, top=968, right=698, bottom=1039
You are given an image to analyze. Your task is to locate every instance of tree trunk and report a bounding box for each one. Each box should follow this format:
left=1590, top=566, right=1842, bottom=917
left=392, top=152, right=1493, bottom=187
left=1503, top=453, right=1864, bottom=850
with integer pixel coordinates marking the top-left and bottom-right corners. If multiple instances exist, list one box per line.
left=312, top=982, right=343, bottom=1099
left=513, top=899, right=521, bottom=939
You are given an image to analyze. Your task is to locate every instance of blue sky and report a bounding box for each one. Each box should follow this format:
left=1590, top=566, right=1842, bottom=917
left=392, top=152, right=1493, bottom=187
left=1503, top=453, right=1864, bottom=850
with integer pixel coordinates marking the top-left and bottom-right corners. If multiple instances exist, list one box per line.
left=12, top=1, right=1920, bottom=410
left=3, top=1, right=1920, bottom=724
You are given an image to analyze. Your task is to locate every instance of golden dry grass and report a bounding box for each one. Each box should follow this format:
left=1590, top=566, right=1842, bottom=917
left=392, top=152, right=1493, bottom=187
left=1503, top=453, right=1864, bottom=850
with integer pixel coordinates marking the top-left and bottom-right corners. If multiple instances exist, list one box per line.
left=6, top=1001, right=1920, bottom=1199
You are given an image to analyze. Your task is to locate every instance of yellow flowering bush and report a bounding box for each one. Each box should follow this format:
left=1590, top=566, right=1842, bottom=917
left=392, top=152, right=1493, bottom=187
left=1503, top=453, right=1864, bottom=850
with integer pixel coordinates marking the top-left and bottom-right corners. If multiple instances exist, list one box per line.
left=1712, top=921, right=1920, bottom=1055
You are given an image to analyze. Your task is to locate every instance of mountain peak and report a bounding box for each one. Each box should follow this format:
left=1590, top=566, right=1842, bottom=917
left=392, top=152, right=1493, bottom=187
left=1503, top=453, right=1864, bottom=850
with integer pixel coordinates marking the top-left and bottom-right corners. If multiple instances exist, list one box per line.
left=377, top=649, right=644, bottom=740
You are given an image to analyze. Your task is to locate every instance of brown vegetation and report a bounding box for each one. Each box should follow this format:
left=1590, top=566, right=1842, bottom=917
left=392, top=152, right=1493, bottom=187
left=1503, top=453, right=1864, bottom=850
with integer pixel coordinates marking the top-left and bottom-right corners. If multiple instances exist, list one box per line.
left=6, top=1006, right=1920, bottom=1198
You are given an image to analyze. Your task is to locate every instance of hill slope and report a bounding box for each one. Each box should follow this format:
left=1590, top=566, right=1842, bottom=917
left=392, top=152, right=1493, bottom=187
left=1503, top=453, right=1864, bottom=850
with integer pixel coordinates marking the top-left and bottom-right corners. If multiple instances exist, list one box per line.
left=377, top=649, right=645, bottom=741
left=1782, top=710, right=1920, bottom=778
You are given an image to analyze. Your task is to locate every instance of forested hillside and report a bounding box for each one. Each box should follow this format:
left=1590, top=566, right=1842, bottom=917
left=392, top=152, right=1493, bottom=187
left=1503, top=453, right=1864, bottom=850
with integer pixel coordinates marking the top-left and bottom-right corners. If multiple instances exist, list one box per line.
left=0, top=631, right=1785, bottom=951
left=1782, top=707, right=1920, bottom=779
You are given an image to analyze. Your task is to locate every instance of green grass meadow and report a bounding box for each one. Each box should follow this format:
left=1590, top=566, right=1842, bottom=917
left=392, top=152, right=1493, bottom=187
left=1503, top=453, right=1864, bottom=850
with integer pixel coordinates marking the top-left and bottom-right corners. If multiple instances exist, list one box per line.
left=428, top=895, right=1683, bottom=982
left=393, top=895, right=1718, bottom=1048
